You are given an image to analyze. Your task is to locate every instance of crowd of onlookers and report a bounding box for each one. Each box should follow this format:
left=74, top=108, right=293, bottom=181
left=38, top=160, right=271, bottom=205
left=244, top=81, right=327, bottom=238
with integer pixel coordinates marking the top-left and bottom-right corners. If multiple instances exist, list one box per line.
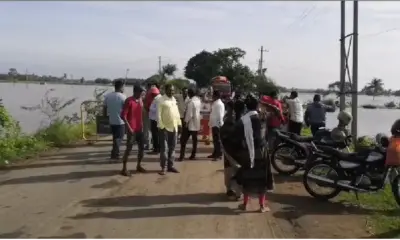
left=103, top=80, right=228, bottom=176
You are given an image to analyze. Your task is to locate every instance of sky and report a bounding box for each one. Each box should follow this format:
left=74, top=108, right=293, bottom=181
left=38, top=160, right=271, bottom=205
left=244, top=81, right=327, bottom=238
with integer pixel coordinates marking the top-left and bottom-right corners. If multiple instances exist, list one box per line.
left=1, top=1, right=400, bottom=89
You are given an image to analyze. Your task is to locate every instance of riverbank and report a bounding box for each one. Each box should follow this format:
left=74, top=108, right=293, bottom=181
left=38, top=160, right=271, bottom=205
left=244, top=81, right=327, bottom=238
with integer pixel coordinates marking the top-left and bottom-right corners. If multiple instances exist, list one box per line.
left=0, top=94, right=97, bottom=167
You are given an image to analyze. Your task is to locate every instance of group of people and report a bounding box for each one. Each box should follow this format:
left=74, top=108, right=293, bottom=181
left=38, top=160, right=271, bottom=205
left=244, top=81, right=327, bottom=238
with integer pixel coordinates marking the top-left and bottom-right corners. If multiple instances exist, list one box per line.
left=103, top=79, right=339, bottom=212
left=103, top=80, right=228, bottom=176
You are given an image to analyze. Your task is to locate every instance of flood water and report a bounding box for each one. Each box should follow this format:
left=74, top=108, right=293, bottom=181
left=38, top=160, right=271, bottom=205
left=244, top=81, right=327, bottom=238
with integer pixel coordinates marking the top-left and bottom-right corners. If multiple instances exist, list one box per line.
left=0, top=82, right=399, bottom=136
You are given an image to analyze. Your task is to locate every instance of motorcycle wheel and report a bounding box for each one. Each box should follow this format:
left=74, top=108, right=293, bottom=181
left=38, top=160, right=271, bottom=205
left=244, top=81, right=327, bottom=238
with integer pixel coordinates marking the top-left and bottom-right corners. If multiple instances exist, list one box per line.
left=303, top=161, right=342, bottom=201
left=391, top=174, right=400, bottom=207
left=271, top=143, right=301, bottom=175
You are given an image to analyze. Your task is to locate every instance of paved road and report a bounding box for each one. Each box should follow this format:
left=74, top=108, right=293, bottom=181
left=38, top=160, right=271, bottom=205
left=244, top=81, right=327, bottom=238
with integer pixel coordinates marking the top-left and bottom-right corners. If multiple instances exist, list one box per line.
left=0, top=138, right=369, bottom=238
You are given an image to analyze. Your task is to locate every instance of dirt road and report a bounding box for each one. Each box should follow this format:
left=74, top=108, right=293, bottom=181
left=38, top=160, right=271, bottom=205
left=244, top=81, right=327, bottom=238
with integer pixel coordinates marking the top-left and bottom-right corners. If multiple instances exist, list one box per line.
left=0, top=139, right=371, bottom=238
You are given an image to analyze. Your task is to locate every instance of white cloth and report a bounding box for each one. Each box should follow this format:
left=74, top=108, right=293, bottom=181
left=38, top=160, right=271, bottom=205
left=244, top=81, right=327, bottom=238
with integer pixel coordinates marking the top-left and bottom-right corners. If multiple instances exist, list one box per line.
left=149, top=94, right=162, bottom=121
left=185, top=96, right=201, bottom=131
left=286, top=97, right=304, bottom=123
left=241, top=110, right=258, bottom=169
left=209, top=99, right=225, bottom=128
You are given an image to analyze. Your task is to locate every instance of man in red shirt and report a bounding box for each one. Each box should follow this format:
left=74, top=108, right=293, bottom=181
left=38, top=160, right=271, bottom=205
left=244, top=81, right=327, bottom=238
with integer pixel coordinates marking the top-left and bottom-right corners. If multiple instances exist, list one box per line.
left=120, top=85, right=146, bottom=176
left=260, top=91, right=285, bottom=150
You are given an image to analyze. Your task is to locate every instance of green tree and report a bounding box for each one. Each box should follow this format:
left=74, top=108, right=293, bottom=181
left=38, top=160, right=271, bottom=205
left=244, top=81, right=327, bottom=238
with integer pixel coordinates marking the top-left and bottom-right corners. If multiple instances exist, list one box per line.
left=364, top=77, right=384, bottom=100
left=8, top=68, right=18, bottom=80
left=184, top=50, right=222, bottom=88
left=327, top=81, right=352, bottom=96
left=160, top=64, right=177, bottom=83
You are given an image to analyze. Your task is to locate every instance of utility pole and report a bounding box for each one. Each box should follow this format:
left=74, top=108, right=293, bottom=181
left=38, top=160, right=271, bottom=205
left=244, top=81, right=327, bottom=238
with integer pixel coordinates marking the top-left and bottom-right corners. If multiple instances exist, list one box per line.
left=158, top=56, right=162, bottom=75
left=258, top=46, right=268, bottom=77
left=339, top=0, right=346, bottom=111
left=351, top=0, right=359, bottom=141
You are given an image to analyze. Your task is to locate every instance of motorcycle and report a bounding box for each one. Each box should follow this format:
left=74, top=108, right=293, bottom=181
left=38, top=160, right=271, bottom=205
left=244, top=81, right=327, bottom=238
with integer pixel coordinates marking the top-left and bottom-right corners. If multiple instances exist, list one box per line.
left=270, top=128, right=351, bottom=175
left=302, top=138, right=400, bottom=206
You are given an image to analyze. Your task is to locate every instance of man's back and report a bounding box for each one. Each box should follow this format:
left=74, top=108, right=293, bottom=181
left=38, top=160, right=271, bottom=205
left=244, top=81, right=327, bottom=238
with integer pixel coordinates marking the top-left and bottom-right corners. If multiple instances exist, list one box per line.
left=287, top=97, right=303, bottom=123
left=104, top=92, right=126, bottom=125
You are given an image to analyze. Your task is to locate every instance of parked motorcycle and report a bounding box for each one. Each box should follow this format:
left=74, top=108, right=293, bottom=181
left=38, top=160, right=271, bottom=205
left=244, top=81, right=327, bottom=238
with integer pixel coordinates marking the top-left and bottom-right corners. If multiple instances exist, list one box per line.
left=270, top=128, right=351, bottom=175
left=303, top=135, right=400, bottom=206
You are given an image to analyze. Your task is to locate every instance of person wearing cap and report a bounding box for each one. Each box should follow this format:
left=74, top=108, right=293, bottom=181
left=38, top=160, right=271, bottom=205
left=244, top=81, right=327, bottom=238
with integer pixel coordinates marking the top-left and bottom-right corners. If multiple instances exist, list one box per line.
left=260, top=91, right=285, bottom=150
left=143, top=82, right=159, bottom=150
left=103, top=80, right=127, bottom=160
left=120, top=85, right=147, bottom=176
left=157, top=84, right=181, bottom=175
left=148, top=87, right=162, bottom=154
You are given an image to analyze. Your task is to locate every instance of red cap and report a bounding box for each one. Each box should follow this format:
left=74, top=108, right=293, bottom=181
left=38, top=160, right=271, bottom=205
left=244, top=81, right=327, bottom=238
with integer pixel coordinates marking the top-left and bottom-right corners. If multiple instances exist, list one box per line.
left=150, top=87, right=160, bottom=95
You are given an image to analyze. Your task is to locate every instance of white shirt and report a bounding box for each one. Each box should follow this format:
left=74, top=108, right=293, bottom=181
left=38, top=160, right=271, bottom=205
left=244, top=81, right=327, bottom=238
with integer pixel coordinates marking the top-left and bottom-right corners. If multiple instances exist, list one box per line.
left=104, top=92, right=127, bottom=125
left=209, top=99, right=225, bottom=128
left=149, top=94, right=162, bottom=121
left=286, top=97, right=304, bottom=123
left=185, top=96, right=201, bottom=131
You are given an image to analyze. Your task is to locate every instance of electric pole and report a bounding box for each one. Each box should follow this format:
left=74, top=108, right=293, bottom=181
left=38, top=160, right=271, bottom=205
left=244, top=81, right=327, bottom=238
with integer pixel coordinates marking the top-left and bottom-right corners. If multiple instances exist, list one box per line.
left=258, top=46, right=268, bottom=77
left=351, top=0, right=359, bottom=141
left=158, top=56, right=162, bottom=75
left=339, top=0, right=346, bottom=111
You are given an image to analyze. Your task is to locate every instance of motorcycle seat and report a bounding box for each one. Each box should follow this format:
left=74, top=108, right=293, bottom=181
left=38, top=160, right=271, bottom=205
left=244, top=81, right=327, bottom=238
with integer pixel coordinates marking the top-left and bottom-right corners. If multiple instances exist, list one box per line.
left=291, top=134, right=314, bottom=142
left=317, top=145, right=362, bottom=161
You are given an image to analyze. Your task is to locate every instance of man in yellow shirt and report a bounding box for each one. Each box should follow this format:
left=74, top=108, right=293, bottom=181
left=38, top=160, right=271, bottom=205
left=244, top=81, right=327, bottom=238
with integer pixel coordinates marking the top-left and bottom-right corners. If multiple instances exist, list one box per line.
left=157, top=84, right=181, bottom=175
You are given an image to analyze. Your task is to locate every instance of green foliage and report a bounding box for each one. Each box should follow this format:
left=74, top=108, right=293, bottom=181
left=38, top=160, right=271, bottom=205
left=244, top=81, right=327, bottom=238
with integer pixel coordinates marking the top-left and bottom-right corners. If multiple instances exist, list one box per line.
left=0, top=88, right=102, bottom=166
left=167, top=79, right=190, bottom=91
left=184, top=47, right=279, bottom=93
left=384, top=101, right=397, bottom=109
left=362, top=77, right=385, bottom=99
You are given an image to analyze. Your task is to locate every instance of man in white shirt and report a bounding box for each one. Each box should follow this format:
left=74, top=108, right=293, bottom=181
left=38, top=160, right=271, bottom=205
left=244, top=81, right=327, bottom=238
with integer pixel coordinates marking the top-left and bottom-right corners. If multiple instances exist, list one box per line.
left=103, top=80, right=127, bottom=160
left=286, top=91, right=304, bottom=135
left=209, top=90, right=225, bottom=161
left=148, top=87, right=161, bottom=154
left=178, top=88, right=201, bottom=161
left=176, top=87, right=189, bottom=138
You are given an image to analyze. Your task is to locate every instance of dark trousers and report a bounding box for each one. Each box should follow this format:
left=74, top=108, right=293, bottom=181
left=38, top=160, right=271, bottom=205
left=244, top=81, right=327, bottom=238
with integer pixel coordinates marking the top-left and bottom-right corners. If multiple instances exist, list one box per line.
left=288, top=120, right=302, bottom=136
left=150, top=120, right=160, bottom=152
left=211, top=127, right=222, bottom=157
left=123, top=131, right=144, bottom=164
left=179, top=127, right=198, bottom=159
left=310, top=122, right=326, bottom=136
left=110, top=124, right=125, bottom=158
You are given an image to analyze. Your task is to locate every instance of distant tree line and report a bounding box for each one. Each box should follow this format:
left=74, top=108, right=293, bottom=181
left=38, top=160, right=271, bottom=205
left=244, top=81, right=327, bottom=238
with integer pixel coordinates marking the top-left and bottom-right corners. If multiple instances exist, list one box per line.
left=2, top=49, right=400, bottom=97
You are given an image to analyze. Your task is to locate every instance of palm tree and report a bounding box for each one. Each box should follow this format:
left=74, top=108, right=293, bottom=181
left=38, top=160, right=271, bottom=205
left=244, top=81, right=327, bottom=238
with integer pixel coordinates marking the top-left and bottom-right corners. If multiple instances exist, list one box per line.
left=365, top=77, right=384, bottom=100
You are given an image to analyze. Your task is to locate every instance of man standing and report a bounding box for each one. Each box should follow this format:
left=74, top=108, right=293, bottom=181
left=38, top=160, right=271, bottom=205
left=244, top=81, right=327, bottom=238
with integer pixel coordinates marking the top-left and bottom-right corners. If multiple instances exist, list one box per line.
left=233, top=91, right=245, bottom=121
left=179, top=88, right=201, bottom=161
left=158, top=84, right=181, bottom=175
left=263, top=91, right=285, bottom=150
left=120, top=85, right=146, bottom=176
left=148, top=87, right=162, bottom=154
left=286, top=91, right=303, bottom=135
left=176, top=87, right=189, bottom=138
left=304, top=94, right=336, bottom=136
left=208, top=90, right=225, bottom=161
left=103, top=80, right=126, bottom=160
left=143, top=83, right=157, bottom=150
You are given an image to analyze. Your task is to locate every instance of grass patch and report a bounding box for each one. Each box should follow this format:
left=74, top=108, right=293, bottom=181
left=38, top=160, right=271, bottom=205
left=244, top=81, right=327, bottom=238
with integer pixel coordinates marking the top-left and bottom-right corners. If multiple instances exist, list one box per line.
left=36, top=121, right=96, bottom=147
left=339, top=188, right=400, bottom=238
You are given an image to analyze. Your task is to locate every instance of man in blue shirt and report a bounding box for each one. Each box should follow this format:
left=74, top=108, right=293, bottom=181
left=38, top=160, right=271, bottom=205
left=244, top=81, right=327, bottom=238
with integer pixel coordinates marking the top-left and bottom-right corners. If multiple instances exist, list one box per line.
left=103, top=80, right=127, bottom=160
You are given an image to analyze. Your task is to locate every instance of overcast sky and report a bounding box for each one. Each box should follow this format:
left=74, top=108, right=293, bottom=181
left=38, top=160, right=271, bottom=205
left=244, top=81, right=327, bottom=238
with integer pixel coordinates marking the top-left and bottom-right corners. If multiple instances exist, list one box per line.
left=1, top=1, right=400, bottom=89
